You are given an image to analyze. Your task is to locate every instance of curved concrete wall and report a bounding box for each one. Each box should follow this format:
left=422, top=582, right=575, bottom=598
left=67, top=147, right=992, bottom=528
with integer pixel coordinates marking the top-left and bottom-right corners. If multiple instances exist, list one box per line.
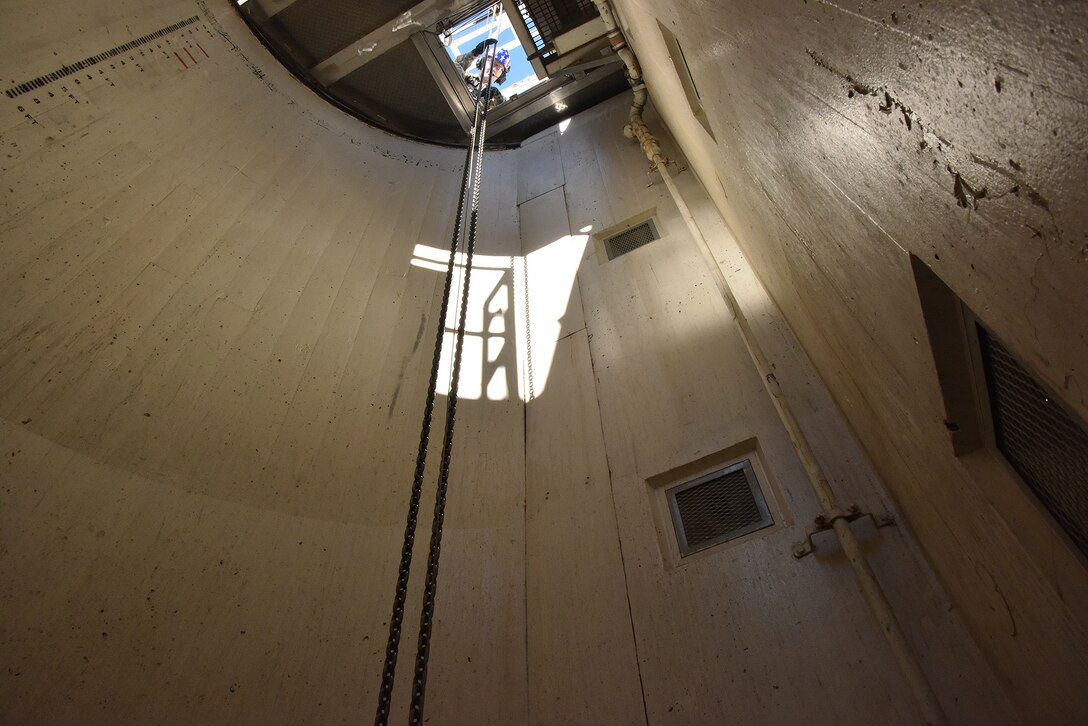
left=0, top=2, right=528, bottom=721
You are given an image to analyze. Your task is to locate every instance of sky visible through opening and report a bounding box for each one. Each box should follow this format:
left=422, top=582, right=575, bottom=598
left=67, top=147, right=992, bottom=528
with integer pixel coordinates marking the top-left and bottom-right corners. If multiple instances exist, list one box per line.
left=410, top=231, right=589, bottom=402
left=441, top=3, right=547, bottom=100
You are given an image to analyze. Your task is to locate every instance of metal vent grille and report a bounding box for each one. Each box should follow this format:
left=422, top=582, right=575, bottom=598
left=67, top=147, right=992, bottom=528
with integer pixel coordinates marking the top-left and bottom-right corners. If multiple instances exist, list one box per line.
left=668, top=460, right=773, bottom=556
left=604, top=220, right=658, bottom=260
left=978, top=326, right=1088, bottom=557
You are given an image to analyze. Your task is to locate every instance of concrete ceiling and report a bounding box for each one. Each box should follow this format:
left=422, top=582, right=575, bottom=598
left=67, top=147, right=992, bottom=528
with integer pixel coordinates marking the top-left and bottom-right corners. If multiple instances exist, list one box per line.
left=236, top=0, right=628, bottom=146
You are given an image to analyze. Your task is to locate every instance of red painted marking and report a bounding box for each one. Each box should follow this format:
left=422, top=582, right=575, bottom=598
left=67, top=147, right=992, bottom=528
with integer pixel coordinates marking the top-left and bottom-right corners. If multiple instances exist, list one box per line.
left=184, top=48, right=198, bottom=65
left=174, top=51, right=187, bottom=69
left=196, top=43, right=209, bottom=58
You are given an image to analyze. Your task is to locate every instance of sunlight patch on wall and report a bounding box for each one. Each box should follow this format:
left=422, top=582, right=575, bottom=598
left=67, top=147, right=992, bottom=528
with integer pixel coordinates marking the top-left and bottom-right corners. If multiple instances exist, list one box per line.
left=523, top=233, right=588, bottom=398
left=412, top=245, right=516, bottom=402
left=410, top=233, right=586, bottom=402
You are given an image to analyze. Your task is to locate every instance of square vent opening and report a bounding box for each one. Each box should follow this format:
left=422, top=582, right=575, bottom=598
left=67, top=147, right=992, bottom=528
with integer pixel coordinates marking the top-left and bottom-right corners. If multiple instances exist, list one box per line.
left=667, top=460, right=774, bottom=557
left=976, top=325, right=1088, bottom=556
left=913, top=254, right=1088, bottom=559
left=604, top=219, right=659, bottom=260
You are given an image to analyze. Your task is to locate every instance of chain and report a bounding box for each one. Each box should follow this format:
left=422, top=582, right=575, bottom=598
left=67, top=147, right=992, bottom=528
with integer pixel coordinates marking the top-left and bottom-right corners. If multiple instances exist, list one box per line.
left=372, top=39, right=498, bottom=726
left=373, top=45, right=488, bottom=726
left=520, top=254, right=535, bottom=401
left=407, top=39, right=497, bottom=726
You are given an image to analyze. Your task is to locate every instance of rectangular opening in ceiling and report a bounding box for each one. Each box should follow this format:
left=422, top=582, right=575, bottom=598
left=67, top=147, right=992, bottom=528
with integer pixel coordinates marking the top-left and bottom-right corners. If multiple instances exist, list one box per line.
left=236, top=0, right=623, bottom=144
left=667, top=460, right=774, bottom=557
left=441, top=2, right=548, bottom=103
left=912, top=255, right=1088, bottom=559
left=657, top=21, right=714, bottom=141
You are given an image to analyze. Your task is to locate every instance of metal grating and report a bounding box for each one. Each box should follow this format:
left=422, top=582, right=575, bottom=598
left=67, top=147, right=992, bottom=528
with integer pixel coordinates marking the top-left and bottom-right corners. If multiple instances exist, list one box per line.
left=978, top=325, right=1088, bottom=557
left=514, top=1, right=548, bottom=52
left=234, top=0, right=625, bottom=146
left=604, top=220, right=658, bottom=260
left=518, top=0, right=598, bottom=48
left=668, top=460, right=773, bottom=556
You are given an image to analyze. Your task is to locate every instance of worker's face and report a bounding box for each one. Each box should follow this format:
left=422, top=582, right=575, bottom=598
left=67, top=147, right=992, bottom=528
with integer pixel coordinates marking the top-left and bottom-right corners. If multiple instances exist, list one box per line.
left=479, top=57, right=504, bottom=83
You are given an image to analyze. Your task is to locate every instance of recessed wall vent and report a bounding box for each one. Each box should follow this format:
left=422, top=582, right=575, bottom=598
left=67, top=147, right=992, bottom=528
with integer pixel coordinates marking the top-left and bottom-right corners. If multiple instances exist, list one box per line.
left=604, top=219, right=659, bottom=260
left=977, top=325, right=1088, bottom=556
left=912, top=254, right=1088, bottom=560
left=657, top=21, right=715, bottom=140
left=668, top=460, right=773, bottom=556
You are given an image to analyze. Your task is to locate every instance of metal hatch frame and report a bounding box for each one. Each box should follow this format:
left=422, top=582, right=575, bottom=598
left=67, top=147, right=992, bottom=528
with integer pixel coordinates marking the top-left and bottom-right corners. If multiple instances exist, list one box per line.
left=412, top=30, right=622, bottom=139
left=233, top=0, right=624, bottom=146
left=412, top=1, right=622, bottom=140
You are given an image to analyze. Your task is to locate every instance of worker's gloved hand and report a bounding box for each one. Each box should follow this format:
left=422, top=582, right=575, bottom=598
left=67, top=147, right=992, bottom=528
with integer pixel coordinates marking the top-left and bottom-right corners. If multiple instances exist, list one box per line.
left=455, top=51, right=474, bottom=70
left=470, top=38, right=498, bottom=56
left=458, top=39, right=497, bottom=71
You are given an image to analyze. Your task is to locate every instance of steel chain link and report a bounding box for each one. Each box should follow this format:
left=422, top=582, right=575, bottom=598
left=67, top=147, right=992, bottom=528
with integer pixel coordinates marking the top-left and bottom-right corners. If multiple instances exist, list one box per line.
left=521, top=253, right=535, bottom=401
left=408, top=41, right=497, bottom=726
left=374, top=39, right=499, bottom=726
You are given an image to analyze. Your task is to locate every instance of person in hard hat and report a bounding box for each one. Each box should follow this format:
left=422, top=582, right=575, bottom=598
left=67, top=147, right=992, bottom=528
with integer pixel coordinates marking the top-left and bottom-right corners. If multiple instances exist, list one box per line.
left=456, top=39, right=511, bottom=109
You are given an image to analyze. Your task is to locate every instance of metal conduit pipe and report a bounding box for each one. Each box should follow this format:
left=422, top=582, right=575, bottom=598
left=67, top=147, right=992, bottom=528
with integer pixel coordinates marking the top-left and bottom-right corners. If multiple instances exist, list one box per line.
left=589, top=2, right=948, bottom=724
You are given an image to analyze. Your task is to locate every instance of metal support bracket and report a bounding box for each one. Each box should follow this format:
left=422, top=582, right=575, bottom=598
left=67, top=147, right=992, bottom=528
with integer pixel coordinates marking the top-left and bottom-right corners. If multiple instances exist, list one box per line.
left=645, top=158, right=679, bottom=186
left=791, top=504, right=895, bottom=558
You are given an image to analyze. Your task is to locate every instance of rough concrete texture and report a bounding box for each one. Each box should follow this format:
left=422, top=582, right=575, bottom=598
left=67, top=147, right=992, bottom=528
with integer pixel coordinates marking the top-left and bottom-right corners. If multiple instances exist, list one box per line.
left=610, top=0, right=1088, bottom=721
left=0, top=2, right=526, bottom=722
left=0, top=0, right=1082, bottom=723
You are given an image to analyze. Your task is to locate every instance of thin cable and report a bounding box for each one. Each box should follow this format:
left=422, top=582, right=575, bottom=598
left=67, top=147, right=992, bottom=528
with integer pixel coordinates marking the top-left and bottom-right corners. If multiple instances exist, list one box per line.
left=408, top=40, right=498, bottom=726
left=372, top=72, right=485, bottom=726
left=487, top=2, right=500, bottom=40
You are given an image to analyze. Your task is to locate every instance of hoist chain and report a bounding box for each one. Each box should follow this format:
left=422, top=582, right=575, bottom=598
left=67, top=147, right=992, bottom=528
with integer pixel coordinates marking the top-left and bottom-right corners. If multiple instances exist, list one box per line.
left=520, top=254, right=535, bottom=401
left=373, top=113, right=476, bottom=726
left=374, top=39, right=499, bottom=726
left=409, top=41, right=497, bottom=725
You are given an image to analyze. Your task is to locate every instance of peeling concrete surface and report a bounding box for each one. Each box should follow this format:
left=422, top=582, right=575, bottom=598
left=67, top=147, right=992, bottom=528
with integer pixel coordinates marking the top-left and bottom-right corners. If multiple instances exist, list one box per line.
left=613, top=0, right=1088, bottom=721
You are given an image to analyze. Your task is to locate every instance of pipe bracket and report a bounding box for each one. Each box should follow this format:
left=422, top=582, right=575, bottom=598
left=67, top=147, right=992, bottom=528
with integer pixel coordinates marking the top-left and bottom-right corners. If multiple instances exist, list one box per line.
left=791, top=505, right=895, bottom=558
